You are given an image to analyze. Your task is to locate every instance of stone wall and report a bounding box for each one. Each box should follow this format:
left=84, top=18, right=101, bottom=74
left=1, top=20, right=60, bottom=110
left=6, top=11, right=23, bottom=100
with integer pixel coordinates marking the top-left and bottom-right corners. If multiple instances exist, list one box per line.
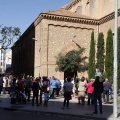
left=99, top=16, right=120, bottom=46
left=68, top=0, right=120, bottom=19
left=34, top=19, right=98, bottom=79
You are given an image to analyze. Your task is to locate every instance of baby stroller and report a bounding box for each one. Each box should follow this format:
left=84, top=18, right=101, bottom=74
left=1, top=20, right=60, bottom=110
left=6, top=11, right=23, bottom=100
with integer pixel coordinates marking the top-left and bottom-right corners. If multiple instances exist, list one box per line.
left=10, top=87, right=27, bottom=104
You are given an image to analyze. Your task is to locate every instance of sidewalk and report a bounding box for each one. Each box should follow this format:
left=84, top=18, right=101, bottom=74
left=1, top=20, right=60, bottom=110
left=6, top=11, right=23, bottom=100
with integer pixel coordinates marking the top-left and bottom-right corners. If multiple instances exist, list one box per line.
left=0, top=94, right=120, bottom=120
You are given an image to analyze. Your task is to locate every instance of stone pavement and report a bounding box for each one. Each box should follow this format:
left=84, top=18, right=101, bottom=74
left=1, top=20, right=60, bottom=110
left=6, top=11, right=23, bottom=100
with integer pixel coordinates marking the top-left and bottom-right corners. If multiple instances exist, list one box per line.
left=0, top=93, right=120, bottom=120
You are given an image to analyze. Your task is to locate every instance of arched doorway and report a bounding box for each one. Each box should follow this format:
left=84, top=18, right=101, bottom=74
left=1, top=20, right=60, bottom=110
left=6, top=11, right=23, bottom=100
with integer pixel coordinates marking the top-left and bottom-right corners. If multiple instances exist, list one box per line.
left=64, top=71, right=77, bottom=80
left=60, top=42, right=81, bottom=80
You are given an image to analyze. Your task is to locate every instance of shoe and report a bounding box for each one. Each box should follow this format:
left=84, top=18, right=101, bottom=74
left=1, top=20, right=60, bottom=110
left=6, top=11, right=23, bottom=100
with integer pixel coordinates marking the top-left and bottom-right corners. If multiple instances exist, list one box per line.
left=93, top=112, right=98, bottom=114
left=103, top=102, right=107, bottom=104
left=0, top=100, right=2, bottom=102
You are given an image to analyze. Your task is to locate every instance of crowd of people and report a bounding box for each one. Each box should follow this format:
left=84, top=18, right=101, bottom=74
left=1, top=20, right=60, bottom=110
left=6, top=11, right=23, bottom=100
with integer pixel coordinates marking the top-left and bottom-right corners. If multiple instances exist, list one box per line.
left=0, top=73, right=113, bottom=114
left=0, top=74, right=63, bottom=106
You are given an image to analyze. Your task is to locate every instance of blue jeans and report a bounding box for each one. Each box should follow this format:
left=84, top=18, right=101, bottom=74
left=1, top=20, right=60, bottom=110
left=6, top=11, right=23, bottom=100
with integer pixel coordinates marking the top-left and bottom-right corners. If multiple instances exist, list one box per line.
left=93, top=92, right=102, bottom=113
left=103, top=90, right=109, bottom=103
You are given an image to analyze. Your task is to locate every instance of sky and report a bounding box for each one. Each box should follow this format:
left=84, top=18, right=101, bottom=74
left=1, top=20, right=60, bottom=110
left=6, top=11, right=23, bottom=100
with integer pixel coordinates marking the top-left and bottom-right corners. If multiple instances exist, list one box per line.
left=0, top=0, right=72, bottom=34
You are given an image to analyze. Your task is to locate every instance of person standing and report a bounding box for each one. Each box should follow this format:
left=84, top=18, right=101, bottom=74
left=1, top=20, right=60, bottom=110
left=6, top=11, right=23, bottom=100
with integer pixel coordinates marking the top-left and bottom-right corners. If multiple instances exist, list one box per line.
left=50, top=76, right=57, bottom=99
left=56, top=79, right=61, bottom=97
left=39, top=76, right=49, bottom=104
left=10, top=77, right=17, bottom=92
left=61, top=77, right=73, bottom=109
left=3, top=76, right=7, bottom=94
left=92, top=76, right=103, bottom=114
left=8, top=75, right=13, bottom=94
left=77, top=77, right=87, bottom=105
left=103, top=78, right=111, bottom=104
left=0, top=74, right=3, bottom=102
left=86, top=79, right=94, bottom=105
left=43, top=91, right=49, bottom=107
left=17, top=77, right=25, bottom=93
left=32, top=78, right=40, bottom=106
left=24, top=75, right=32, bottom=101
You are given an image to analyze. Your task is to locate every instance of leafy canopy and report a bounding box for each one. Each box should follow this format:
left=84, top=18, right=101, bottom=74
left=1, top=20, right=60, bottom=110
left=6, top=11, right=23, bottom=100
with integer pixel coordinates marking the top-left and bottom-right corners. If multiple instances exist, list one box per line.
left=55, top=48, right=88, bottom=73
left=0, top=25, right=21, bottom=49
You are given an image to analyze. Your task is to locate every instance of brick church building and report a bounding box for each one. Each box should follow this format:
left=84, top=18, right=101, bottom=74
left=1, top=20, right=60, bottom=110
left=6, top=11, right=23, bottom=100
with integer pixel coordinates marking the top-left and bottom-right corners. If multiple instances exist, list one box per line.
left=12, top=0, right=120, bottom=79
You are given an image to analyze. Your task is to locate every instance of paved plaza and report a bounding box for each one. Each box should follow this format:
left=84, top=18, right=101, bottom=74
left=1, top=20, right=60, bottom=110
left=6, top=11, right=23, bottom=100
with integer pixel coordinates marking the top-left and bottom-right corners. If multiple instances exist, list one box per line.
left=0, top=93, right=120, bottom=120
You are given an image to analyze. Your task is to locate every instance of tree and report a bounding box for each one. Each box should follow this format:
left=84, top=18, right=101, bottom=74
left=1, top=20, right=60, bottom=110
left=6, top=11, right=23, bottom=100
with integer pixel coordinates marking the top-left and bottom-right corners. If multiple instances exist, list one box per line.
left=118, top=27, right=120, bottom=88
left=0, top=25, right=21, bottom=49
left=55, top=48, right=88, bottom=78
left=105, top=29, right=113, bottom=83
left=96, top=32, right=104, bottom=73
left=88, top=31, right=96, bottom=80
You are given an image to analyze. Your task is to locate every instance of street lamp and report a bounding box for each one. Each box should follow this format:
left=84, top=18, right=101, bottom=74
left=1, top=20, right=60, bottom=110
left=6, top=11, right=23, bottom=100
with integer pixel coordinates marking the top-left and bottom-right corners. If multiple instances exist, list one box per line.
left=113, top=0, right=118, bottom=118
left=32, top=38, right=38, bottom=41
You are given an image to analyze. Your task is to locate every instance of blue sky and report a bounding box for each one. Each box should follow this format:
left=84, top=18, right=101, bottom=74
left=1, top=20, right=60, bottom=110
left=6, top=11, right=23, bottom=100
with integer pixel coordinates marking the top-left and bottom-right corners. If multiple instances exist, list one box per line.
left=0, top=0, right=72, bottom=34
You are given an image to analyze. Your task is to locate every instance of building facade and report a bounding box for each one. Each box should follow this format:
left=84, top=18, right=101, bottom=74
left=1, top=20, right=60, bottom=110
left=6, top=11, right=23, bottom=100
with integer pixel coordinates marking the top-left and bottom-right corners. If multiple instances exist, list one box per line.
left=0, top=46, right=6, bottom=74
left=12, top=0, right=120, bottom=79
left=0, top=47, right=12, bottom=74
left=6, top=50, right=12, bottom=69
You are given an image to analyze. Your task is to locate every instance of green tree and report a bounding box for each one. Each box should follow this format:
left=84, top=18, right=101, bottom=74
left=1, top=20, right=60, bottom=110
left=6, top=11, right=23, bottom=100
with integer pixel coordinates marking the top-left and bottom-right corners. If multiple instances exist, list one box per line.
left=0, top=25, right=21, bottom=49
left=96, top=32, right=104, bottom=73
left=88, top=31, right=96, bottom=79
left=118, top=27, right=120, bottom=88
left=55, top=48, right=88, bottom=78
left=105, top=29, right=113, bottom=83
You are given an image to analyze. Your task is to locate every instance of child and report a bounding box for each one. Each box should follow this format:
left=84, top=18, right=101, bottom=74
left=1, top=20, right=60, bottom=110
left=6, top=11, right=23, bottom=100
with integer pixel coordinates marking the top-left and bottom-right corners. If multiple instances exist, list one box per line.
left=43, top=91, right=49, bottom=107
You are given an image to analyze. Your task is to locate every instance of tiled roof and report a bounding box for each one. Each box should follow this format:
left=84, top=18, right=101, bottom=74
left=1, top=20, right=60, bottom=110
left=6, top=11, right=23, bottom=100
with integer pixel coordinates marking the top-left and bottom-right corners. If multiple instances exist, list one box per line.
left=43, top=9, right=95, bottom=20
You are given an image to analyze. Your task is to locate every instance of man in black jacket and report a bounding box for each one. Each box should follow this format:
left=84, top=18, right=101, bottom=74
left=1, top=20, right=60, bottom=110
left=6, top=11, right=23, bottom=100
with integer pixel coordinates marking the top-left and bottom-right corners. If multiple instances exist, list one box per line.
left=32, top=78, right=40, bottom=106
left=92, top=76, right=103, bottom=114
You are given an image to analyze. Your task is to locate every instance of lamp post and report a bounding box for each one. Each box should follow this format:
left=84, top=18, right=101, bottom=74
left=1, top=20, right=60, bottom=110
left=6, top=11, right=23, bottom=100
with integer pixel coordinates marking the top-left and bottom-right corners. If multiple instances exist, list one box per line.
left=113, top=0, right=118, bottom=118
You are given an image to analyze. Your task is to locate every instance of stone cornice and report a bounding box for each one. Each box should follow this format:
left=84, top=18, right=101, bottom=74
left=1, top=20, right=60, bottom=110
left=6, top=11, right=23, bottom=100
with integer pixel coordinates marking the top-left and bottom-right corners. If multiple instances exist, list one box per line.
left=14, top=8, right=120, bottom=46
left=34, top=13, right=99, bottom=26
left=34, top=9, right=120, bottom=26
left=48, top=24, right=94, bottom=31
left=99, top=9, right=120, bottom=25
left=34, top=15, right=44, bottom=26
